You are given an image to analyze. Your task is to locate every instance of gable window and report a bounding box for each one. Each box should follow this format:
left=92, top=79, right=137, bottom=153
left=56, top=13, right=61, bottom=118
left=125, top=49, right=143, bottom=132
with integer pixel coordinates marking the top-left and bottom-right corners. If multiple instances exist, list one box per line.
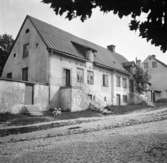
left=23, top=43, right=29, bottom=58
left=7, top=72, right=12, bottom=79
left=102, top=74, right=108, bottom=87
left=144, top=62, right=148, bottom=69
left=22, top=67, right=28, bottom=81
left=152, top=61, right=157, bottom=68
left=13, top=53, right=16, bottom=58
left=87, top=70, right=94, bottom=85
left=116, top=75, right=121, bottom=87
left=77, top=68, right=84, bottom=83
left=25, top=28, right=30, bottom=34
left=123, top=95, right=128, bottom=103
left=122, top=78, right=127, bottom=88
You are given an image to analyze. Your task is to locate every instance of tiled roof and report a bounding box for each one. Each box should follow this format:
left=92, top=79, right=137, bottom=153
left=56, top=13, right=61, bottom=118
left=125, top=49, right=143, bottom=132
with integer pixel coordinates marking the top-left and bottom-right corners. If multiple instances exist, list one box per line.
left=28, top=15, right=129, bottom=74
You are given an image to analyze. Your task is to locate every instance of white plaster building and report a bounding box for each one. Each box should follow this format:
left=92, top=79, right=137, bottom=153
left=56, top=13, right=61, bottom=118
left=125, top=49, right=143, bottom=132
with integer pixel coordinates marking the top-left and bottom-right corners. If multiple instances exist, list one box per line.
left=2, top=15, right=130, bottom=111
left=142, top=55, right=167, bottom=102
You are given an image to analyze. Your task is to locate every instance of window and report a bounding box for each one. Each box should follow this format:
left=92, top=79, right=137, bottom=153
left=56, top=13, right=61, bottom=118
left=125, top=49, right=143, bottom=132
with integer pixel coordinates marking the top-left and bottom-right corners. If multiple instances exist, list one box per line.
left=13, top=53, right=16, bottom=58
left=102, top=74, right=109, bottom=87
left=88, top=94, right=93, bottom=100
left=77, top=68, right=84, bottom=83
left=25, top=28, right=30, bottom=33
left=7, top=72, right=12, bottom=79
left=144, top=62, right=148, bottom=69
left=22, top=67, right=28, bottom=81
left=116, top=75, right=121, bottom=87
left=122, top=78, right=127, bottom=88
left=87, top=71, right=94, bottom=85
left=152, top=61, right=157, bottom=68
left=23, top=43, right=29, bottom=58
left=123, top=95, right=128, bottom=103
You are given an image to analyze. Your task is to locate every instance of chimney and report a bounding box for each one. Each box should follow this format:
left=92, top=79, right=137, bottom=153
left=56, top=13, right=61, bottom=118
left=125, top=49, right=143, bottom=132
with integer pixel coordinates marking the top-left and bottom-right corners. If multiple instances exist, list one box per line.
left=151, top=54, right=156, bottom=58
left=107, top=44, right=116, bottom=52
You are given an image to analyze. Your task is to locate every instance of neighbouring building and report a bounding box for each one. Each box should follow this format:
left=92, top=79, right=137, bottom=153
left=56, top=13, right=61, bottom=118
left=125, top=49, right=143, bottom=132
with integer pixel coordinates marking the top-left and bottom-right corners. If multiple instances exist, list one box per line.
left=2, top=15, right=131, bottom=112
left=142, top=55, right=167, bottom=102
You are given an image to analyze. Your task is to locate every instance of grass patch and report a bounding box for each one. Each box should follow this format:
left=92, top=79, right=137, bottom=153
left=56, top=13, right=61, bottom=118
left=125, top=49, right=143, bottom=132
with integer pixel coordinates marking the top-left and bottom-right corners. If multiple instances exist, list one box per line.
left=0, top=110, right=102, bottom=127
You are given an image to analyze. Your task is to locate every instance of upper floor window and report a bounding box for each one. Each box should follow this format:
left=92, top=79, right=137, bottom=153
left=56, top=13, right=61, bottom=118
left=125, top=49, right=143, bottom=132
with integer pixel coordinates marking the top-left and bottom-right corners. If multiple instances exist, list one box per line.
left=23, top=43, right=29, bottom=58
left=22, top=67, right=28, bottom=81
left=87, top=70, right=94, bottom=85
left=122, top=78, right=127, bottom=88
left=77, top=68, right=84, bottom=83
left=152, top=61, right=157, bottom=68
left=102, top=74, right=109, bottom=87
left=6, top=72, right=12, bottom=79
left=13, top=53, right=16, bottom=58
left=144, top=62, right=148, bottom=69
left=116, top=75, right=121, bottom=87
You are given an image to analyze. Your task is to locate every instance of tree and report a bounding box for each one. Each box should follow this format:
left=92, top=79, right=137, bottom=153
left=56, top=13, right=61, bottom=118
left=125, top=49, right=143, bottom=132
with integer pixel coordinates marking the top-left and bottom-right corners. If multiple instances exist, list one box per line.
left=133, top=65, right=150, bottom=94
left=0, top=34, right=14, bottom=76
left=42, top=0, right=167, bottom=52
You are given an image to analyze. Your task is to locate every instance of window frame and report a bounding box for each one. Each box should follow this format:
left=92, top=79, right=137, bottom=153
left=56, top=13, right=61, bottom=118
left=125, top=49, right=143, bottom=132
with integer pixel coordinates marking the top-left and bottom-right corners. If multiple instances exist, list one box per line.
left=6, top=72, right=12, bottom=79
left=102, top=74, right=109, bottom=87
left=116, top=75, right=121, bottom=87
left=87, top=70, right=94, bottom=85
left=144, top=62, right=148, bottom=69
left=122, top=77, right=127, bottom=88
left=76, top=68, right=84, bottom=83
left=152, top=61, right=157, bottom=68
left=22, top=67, right=28, bottom=81
left=123, top=95, right=128, bottom=103
left=23, top=43, right=29, bottom=58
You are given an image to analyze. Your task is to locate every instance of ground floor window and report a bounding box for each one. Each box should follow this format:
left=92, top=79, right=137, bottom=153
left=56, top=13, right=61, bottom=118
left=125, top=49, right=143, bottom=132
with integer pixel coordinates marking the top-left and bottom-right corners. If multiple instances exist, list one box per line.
left=123, top=95, right=128, bottom=103
left=6, top=72, right=12, bottom=79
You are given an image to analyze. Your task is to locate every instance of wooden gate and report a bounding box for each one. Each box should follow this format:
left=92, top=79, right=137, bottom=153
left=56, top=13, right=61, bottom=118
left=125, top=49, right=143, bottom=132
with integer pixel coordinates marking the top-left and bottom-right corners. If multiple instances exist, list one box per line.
left=24, top=83, right=34, bottom=105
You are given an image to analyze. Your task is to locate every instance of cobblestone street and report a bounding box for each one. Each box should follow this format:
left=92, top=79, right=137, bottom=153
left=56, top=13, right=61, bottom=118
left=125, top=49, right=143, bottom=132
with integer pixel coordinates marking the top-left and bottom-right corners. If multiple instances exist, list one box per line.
left=0, top=119, right=167, bottom=163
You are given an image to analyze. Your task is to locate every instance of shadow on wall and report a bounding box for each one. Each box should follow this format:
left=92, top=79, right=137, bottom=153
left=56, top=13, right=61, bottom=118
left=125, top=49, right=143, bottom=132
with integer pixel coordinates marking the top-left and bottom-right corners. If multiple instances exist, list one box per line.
left=49, top=89, right=61, bottom=109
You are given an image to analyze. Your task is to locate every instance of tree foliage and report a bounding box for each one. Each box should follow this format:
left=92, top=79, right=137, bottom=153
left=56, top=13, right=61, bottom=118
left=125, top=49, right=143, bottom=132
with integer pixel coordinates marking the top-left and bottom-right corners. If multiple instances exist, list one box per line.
left=0, top=34, right=14, bottom=76
left=42, top=0, right=167, bottom=52
left=133, top=65, right=150, bottom=94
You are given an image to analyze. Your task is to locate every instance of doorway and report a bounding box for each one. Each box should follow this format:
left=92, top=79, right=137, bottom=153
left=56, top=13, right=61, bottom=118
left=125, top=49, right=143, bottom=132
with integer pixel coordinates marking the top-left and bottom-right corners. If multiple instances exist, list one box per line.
left=25, top=83, right=34, bottom=105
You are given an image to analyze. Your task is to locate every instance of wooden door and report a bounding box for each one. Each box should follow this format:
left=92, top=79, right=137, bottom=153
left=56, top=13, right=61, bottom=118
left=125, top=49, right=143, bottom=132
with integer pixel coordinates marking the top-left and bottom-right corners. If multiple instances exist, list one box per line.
left=25, top=84, right=34, bottom=105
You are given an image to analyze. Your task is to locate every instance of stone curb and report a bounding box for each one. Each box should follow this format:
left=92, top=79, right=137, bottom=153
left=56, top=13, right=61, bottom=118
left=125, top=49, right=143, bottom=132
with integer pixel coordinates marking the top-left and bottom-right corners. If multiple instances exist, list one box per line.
left=0, top=117, right=101, bottom=137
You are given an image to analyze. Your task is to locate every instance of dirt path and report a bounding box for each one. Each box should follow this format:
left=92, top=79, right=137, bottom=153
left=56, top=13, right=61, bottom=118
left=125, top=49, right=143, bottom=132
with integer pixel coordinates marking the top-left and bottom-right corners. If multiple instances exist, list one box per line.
left=0, top=119, right=167, bottom=163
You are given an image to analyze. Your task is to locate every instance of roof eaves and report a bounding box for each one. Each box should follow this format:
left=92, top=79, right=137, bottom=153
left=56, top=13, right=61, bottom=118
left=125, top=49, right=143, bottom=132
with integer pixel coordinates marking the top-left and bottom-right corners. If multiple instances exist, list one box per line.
left=94, top=62, right=130, bottom=76
left=154, top=58, right=167, bottom=68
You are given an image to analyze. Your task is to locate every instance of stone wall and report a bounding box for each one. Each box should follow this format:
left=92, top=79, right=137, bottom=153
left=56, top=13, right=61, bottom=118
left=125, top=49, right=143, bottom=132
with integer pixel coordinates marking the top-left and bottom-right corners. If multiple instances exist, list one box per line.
left=0, top=80, right=25, bottom=112
left=0, top=79, right=49, bottom=113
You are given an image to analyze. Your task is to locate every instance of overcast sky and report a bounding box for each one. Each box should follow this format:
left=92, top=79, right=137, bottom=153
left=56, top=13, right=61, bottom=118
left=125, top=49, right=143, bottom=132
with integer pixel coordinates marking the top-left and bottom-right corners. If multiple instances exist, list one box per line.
left=1, top=0, right=167, bottom=63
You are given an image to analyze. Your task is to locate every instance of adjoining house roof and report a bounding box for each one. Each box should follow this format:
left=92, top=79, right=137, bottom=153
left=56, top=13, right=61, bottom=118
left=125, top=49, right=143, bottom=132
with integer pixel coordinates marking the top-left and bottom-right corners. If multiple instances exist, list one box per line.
left=154, top=58, right=167, bottom=68
left=28, top=15, right=129, bottom=74
left=145, top=55, right=167, bottom=68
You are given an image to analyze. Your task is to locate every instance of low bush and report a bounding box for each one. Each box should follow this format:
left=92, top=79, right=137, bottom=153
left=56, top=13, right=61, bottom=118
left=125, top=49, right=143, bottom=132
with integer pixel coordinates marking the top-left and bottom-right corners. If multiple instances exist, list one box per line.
left=156, top=98, right=167, bottom=103
left=105, top=104, right=148, bottom=115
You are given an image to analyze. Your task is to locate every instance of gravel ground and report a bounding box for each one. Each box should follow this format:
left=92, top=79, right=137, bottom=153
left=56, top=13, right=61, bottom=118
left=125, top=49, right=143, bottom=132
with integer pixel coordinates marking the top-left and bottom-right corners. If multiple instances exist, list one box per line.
left=0, top=119, right=167, bottom=163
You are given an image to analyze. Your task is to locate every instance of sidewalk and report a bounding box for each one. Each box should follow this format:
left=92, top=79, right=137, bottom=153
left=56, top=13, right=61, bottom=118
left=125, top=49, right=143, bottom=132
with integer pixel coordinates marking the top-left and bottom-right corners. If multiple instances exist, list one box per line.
left=0, top=107, right=167, bottom=140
